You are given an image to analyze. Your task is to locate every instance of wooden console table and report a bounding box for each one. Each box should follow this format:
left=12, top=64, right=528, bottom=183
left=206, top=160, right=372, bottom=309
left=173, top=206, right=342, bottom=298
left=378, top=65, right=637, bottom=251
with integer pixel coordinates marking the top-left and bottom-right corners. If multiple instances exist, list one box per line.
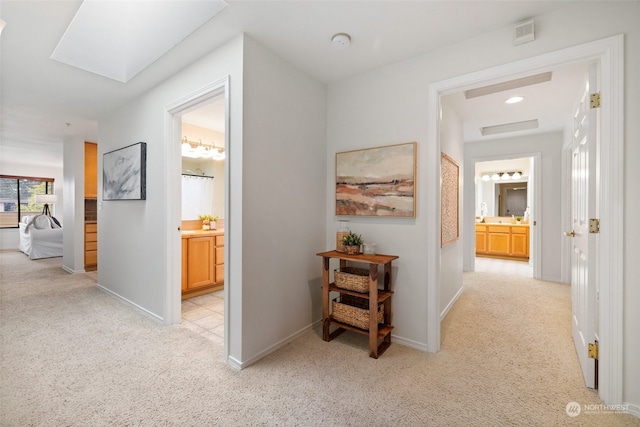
left=316, top=250, right=398, bottom=358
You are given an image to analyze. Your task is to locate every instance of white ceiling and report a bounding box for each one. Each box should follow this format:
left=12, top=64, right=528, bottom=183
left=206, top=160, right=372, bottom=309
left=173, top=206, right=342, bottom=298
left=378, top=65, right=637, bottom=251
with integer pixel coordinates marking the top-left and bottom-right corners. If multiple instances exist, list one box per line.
left=0, top=1, right=583, bottom=150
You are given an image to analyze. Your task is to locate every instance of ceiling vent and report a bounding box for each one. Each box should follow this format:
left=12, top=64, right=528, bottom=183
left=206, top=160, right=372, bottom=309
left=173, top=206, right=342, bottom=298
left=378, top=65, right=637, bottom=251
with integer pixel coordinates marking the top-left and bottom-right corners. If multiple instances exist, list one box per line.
left=513, top=19, right=535, bottom=46
left=481, top=119, right=538, bottom=136
left=464, top=72, right=551, bottom=99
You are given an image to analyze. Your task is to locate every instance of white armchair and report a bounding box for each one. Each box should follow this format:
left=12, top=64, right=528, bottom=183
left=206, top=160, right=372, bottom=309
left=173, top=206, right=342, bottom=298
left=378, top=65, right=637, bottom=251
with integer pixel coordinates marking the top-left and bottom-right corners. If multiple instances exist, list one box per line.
left=18, top=215, right=63, bottom=260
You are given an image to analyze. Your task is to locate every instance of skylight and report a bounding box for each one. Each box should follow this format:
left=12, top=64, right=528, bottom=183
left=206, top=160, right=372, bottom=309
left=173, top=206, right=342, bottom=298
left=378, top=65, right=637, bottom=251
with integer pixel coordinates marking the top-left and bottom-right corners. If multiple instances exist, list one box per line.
left=51, top=0, right=227, bottom=83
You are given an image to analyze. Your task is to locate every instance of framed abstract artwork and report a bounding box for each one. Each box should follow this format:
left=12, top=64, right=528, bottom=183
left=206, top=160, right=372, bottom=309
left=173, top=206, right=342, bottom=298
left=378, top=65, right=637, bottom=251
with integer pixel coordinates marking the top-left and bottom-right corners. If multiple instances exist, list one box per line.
left=335, top=142, right=416, bottom=217
left=441, top=152, right=459, bottom=247
left=103, top=142, right=147, bottom=201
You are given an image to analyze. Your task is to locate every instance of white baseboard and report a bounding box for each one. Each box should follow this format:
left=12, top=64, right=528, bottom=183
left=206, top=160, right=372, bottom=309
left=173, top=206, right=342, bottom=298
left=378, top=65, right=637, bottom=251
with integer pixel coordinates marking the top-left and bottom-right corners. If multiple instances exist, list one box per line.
left=392, top=334, right=429, bottom=352
left=227, top=356, right=242, bottom=371
left=440, top=286, right=464, bottom=321
left=96, top=284, right=164, bottom=323
left=62, top=264, right=85, bottom=274
left=232, top=320, right=321, bottom=370
left=624, top=402, right=640, bottom=418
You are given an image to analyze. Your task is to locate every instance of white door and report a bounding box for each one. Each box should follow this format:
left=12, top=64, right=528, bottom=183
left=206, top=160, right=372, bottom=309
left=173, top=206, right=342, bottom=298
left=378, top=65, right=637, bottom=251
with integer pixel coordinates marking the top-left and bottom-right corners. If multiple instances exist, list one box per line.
left=568, top=63, right=598, bottom=388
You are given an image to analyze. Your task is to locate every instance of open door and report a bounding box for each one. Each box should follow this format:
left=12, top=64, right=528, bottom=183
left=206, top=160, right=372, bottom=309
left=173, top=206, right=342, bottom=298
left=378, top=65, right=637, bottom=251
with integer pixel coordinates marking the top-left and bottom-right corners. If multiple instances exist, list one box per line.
left=567, top=63, right=599, bottom=389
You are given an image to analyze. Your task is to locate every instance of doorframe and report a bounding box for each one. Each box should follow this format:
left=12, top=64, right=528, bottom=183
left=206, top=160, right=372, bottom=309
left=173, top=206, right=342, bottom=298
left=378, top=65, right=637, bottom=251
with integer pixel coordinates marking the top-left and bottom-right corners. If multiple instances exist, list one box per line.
left=469, top=153, right=541, bottom=277
left=164, top=76, right=231, bottom=361
left=427, top=35, right=623, bottom=405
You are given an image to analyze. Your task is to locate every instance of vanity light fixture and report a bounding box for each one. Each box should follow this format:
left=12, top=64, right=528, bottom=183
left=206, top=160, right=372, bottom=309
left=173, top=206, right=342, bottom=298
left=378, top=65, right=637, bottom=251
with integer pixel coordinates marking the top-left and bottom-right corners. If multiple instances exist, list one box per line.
left=481, top=171, right=524, bottom=182
left=181, top=136, right=225, bottom=160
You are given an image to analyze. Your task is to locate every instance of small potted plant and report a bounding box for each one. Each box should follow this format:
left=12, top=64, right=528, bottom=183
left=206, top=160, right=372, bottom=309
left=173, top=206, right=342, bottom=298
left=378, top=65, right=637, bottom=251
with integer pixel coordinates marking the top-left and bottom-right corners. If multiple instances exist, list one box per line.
left=342, top=232, right=364, bottom=255
left=198, top=214, right=218, bottom=230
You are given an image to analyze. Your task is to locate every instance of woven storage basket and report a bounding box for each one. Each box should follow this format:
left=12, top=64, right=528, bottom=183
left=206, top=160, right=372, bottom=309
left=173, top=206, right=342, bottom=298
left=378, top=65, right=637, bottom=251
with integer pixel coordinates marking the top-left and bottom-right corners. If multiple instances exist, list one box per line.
left=332, top=295, right=383, bottom=330
left=334, top=267, right=369, bottom=293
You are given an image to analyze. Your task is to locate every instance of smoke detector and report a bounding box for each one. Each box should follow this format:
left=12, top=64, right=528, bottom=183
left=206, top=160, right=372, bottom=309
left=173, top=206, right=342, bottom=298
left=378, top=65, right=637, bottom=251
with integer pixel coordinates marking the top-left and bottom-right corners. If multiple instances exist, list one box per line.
left=331, top=33, right=351, bottom=49
left=513, top=19, right=535, bottom=46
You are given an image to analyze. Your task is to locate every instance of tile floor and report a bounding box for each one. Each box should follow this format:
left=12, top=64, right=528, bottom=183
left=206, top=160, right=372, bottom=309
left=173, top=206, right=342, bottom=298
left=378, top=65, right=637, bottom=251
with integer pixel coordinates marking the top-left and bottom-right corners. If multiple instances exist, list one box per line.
left=180, top=290, right=224, bottom=346
left=474, top=256, right=533, bottom=278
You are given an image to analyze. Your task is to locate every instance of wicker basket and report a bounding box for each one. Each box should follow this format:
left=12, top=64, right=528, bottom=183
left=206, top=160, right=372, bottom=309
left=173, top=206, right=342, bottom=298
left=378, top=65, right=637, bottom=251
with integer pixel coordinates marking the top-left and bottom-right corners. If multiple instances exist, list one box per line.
left=334, top=267, right=369, bottom=293
left=332, top=295, right=383, bottom=330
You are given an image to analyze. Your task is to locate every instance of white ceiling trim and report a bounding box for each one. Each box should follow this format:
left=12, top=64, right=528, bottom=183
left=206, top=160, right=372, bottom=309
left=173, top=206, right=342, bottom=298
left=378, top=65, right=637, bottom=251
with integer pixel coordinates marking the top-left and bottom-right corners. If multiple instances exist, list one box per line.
left=50, top=0, right=227, bottom=83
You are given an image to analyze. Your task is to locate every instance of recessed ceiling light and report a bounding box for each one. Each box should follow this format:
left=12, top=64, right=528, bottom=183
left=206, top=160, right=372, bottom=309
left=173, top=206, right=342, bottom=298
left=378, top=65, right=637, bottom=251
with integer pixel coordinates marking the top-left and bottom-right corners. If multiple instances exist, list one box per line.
left=331, top=33, right=351, bottom=49
left=505, top=96, right=524, bottom=104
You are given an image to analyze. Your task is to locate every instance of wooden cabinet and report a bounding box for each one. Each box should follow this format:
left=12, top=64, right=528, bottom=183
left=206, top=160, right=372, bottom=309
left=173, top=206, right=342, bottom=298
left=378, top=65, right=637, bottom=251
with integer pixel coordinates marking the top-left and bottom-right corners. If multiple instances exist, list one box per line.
left=85, top=223, right=97, bottom=271
left=84, top=142, right=97, bottom=199
left=475, top=223, right=529, bottom=261
left=487, top=225, right=511, bottom=256
left=187, top=236, right=215, bottom=290
left=510, top=227, right=529, bottom=258
left=215, top=234, right=224, bottom=285
left=182, top=231, right=224, bottom=298
left=317, top=250, right=398, bottom=359
left=475, top=224, right=488, bottom=253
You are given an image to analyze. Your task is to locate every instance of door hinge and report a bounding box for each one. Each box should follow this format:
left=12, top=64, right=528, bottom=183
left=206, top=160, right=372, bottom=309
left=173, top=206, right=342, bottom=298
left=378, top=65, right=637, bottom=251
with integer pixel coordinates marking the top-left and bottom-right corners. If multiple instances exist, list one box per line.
left=589, top=218, right=600, bottom=233
left=590, top=92, right=601, bottom=109
left=588, top=342, right=599, bottom=360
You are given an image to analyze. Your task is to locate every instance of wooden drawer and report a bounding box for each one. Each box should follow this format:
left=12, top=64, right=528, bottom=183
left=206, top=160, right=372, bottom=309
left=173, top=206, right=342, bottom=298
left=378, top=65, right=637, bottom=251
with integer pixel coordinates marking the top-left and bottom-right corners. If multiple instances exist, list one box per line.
left=511, top=226, right=528, bottom=234
left=488, top=226, right=509, bottom=233
left=215, top=265, right=224, bottom=284
left=85, top=232, right=97, bottom=243
left=215, top=246, right=224, bottom=265
left=475, top=224, right=487, bottom=232
left=85, top=241, right=98, bottom=251
left=85, top=223, right=97, bottom=233
left=85, top=250, right=97, bottom=266
left=215, top=235, right=224, bottom=247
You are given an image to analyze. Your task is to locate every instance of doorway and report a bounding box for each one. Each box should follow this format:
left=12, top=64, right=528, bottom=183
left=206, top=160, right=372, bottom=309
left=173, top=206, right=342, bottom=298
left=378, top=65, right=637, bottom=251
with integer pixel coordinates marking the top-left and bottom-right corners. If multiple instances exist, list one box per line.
left=473, top=155, right=536, bottom=275
left=426, top=36, right=624, bottom=405
left=165, top=77, right=230, bottom=360
left=179, top=97, right=226, bottom=345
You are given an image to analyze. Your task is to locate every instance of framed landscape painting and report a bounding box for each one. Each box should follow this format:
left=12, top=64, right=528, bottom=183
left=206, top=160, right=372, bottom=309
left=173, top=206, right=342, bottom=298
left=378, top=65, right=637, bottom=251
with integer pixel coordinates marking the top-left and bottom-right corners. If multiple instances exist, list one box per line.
left=103, top=142, right=147, bottom=201
left=335, top=142, right=416, bottom=217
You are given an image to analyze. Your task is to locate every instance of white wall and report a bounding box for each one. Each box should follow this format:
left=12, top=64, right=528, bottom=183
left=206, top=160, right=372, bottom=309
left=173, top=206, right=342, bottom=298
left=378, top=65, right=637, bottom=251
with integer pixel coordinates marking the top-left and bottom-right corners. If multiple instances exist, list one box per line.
left=98, top=35, right=244, bottom=340
left=326, top=1, right=639, bottom=410
left=62, top=137, right=86, bottom=273
left=240, top=36, right=326, bottom=364
left=0, top=142, right=64, bottom=250
left=464, top=132, right=563, bottom=282
left=440, top=101, right=464, bottom=319
left=97, top=34, right=326, bottom=366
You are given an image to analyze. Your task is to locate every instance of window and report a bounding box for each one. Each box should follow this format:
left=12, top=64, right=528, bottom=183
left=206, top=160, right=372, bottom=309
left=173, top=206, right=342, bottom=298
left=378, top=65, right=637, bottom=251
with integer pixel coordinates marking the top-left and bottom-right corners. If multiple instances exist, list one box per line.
left=0, top=175, right=55, bottom=228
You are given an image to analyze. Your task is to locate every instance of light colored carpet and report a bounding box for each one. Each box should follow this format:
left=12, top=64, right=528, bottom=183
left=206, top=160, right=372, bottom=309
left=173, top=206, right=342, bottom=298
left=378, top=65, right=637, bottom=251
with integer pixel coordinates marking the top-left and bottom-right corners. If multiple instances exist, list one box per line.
left=1, top=250, right=638, bottom=426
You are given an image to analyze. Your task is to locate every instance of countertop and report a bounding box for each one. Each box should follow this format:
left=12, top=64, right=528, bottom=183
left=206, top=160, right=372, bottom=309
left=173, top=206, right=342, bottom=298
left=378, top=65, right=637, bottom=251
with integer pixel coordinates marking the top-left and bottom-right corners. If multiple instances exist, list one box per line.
left=476, top=222, right=529, bottom=227
left=181, top=228, right=224, bottom=238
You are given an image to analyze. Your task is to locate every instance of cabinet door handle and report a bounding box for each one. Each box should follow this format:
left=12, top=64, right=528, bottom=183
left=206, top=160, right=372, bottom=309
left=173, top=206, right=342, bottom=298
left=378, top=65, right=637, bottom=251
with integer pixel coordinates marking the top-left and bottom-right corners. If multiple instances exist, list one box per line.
left=178, top=226, right=181, bottom=231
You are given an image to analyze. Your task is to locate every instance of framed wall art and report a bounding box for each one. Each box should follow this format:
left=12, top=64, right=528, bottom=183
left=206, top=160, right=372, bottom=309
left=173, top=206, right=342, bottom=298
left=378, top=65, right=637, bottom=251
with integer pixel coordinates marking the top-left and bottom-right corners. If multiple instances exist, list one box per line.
left=103, top=142, right=147, bottom=201
left=335, top=142, right=416, bottom=217
left=441, top=152, right=459, bottom=247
